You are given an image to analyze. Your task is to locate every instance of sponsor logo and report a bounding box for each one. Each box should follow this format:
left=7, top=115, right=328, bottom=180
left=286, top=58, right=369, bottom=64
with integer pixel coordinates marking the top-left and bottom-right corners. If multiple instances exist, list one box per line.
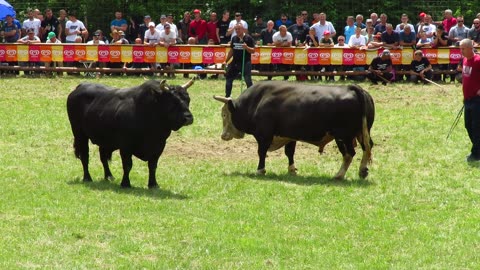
left=87, top=50, right=97, bottom=58
left=110, top=50, right=121, bottom=57
left=214, top=51, right=225, bottom=58
left=121, top=50, right=132, bottom=57
left=0, top=50, right=5, bottom=57
left=133, top=51, right=144, bottom=57
left=145, top=51, right=156, bottom=57
left=203, top=51, right=214, bottom=58
left=191, top=51, right=202, bottom=58
left=41, top=50, right=52, bottom=56
left=450, top=53, right=462, bottom=59
left=76, top=50, right=86, bottom=57
left=180, top=51, right=191, bottom=58
left=295, top=53, right=306, bottom=60
left=283, top=52, right=294, bottom=58
left=355, top=53, right=366, bottom=60
left=29, top=50, right=40, bottom=56
left=64, top=50, right=74, bottom=57
left=390, top=52, right=401, bottom=59
left=18, top=49, right=29, bottom=57
left=98, top=50, right=109, bottom=57
left=6, top=49, right=17, bottom=56
left=52, top=50, right=63, bottom=57
left=343, top=52, right=354, bottom=59
left=308, top=52, right=319, bottom=58
left=168, top=51, right=179, bottom=57
left=272, top=52, right=282, bottom=58
left=260, top=52, right=271, bottom=57
left=331, top=52, right=342, bottom=58
left=425, top=53, right=437, bottom=58
left=252, top=52, right=260, bottom=58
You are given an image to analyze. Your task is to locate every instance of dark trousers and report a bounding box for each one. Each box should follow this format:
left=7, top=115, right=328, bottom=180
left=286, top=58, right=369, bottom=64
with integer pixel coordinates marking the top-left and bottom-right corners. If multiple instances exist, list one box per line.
left=225, top=61, right=252, bottom=97
left=409, top=70, right=433, bottom=83
left=367, top=71, right=393, bottom=84
left=464, top=97, right=480, bottom=158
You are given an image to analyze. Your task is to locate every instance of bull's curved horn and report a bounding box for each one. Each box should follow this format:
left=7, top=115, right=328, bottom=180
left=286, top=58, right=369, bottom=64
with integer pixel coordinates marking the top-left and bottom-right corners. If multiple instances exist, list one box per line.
left=159, top=79, right=169, bottom=91
left=181, top=77, right=195, bottom=90
left=213, top=95, right=231, bottom=103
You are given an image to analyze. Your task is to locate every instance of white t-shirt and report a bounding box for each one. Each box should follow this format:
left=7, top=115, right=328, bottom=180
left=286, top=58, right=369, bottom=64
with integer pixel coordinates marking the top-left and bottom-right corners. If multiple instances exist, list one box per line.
left=65, top=20, right=86, bottom=42
left=144, top=29, right=161, bottom=44
left=228, top=20, right=248, bottom=38
left=348, top=35, right=366, bottom=47
left=310, top=21, right=336, bottom=39
left=22, top=18, right=41, bottom=36
left=159, top=30, right=177, bottom=43
left=86, top=40, right=105, bottom=44
left=272, top=31, right=293, bottom=44
left=46, top=39, right=62, bottom=44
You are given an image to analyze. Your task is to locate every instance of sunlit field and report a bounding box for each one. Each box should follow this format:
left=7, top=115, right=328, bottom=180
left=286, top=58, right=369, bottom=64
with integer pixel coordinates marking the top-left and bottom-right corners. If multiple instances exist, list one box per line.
left=1, top=75, right=479, bottom=269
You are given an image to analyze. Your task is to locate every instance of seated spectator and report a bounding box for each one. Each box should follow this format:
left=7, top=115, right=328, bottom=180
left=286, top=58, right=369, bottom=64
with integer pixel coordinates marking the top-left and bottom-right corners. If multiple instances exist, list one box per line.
left=113, top=30, right=129, bottom=44
left=367, top=49, right=393, bottom=85
left=381, top=23, right=399, bottom=49
left=44, top=31, right=63, bottom=77
left=368, top=32, right=383, bottom=49
left=409, top=50, right=433, bottom=83
left=17, top=28, right=41, bottom=76
left=348, top=27, right=365, bottom=49
left=305, top=28, right=319, bottom=47
left=319, top=30, right=334, bottom=47
left=416, top=31, right=432, bottom=48
left=87, top=30, right=106, bottom=44
left=431, top=25, right=450, bottom=48
left=399, top=25, right=416, bottom=48
left=273, top=25, right=292, bottom=80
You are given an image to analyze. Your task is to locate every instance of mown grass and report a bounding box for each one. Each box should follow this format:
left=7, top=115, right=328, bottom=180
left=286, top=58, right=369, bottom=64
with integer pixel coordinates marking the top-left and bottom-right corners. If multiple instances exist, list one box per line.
left=0, top=75, right=479, bottom=269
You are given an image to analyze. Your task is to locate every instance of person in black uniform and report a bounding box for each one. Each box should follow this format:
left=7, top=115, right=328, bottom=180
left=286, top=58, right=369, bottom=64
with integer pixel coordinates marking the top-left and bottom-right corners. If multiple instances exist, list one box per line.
left=223, top=23, right=255, bottom=97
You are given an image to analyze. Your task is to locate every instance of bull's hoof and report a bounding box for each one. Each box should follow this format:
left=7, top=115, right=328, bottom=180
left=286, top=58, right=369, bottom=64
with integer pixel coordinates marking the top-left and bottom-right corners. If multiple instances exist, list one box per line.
left=288, top=165, right=297, bottom=176
left=120, top=182, right=132, bottom=188
left=256, top=168, right=266, bottom=175
left=359, top=168, right=369, bottom=179
left=333, top=174, right=345, bottom=181
left=83, top=177, right=92, bottom=182
left=148, top=183, right=159, bottom=189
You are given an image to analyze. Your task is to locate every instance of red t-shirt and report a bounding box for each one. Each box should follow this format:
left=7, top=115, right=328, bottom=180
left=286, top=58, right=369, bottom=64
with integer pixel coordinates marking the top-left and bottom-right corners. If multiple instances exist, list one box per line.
left=462, top=54, right=480, bottom=100
left=206, top=21, right=219, bottom=43
left=442, top=18, right=457, bottom=34
left=189, top=19, right=207, bottom=40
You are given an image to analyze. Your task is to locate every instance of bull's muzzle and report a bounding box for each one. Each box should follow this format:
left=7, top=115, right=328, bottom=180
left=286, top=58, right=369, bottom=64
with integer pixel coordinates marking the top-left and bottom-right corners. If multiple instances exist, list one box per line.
left=184, top=113, right=194, bottom=126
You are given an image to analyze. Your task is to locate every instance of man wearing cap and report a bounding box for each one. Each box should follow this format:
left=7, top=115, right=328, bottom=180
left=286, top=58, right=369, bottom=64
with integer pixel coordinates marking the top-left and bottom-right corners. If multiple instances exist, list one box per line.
left=189, top=9, right=208, bottom=44
left=1, top=15, right=19, bottom=43
left=251, top=15, right=266, bottom=43
left=223, top=23, right=255, bottom=97
left=227, top=12, right=248, bottom=40
left=459, top=39, right=480, bottom=162
left=367, top=49, right=393, bottom=85
left=87, top=30, right=105, bottom=44
left=114, top=30, right=129, bottom=44
left=111, top=11, right=128, bottom=33
left=45, top=32, right=64, bottom=76
left=17, top=29, right=41, bottom=75
left=144, top=21, right=161, bottom=46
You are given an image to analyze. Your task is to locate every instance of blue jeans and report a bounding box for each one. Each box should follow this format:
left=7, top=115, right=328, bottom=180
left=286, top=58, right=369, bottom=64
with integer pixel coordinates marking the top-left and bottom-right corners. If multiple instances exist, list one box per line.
left=464, top=96, right=480, bottom=158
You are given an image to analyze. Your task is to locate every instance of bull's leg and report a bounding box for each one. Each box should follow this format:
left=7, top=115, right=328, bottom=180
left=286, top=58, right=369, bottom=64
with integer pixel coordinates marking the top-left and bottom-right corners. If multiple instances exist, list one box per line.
left=285, top=141, right=297, bottom=175
left=356, top=135, right=372, bottom=179
left=99, top=146, right=114, bottom=181
left=73, top=135, right=92, bottom=182
left=119, top=150, right=133, bottom=188
left=147, top=156, right=160, bottom=189
left=255, top=136, right=273, bottom=175
left=333, top=138, right=356, bottom=180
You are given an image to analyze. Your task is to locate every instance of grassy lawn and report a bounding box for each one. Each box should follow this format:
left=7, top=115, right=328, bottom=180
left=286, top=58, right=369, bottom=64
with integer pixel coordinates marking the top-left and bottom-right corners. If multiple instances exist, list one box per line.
left=0, top=75, right=479, bottom=269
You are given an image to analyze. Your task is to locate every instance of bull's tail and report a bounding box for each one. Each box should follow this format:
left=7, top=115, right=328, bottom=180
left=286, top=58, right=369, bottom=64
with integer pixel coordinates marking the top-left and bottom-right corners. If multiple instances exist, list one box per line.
left=350, top=85, right=374, bottom=163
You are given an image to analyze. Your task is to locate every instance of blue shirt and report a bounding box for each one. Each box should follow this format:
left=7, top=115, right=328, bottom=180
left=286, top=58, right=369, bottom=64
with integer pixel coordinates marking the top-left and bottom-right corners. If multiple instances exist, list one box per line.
left=110, top=18, right=127, bottom=28
left=344, top=25, right=355, bottom=43
left=399, top=31, right=416, bottom=43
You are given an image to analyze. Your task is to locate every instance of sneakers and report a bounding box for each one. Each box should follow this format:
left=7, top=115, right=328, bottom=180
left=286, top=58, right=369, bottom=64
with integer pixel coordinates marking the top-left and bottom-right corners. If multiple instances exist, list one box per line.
left=466, top=154, right=480, bottom=163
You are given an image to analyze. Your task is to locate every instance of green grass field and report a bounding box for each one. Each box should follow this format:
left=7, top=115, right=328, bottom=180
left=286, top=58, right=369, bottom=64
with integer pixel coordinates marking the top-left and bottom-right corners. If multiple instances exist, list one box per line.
left=1, top=75, right=479, bottom=269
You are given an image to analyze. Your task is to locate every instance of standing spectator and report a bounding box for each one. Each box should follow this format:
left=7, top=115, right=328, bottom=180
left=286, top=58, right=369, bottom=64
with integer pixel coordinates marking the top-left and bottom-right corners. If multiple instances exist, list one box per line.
left=273, top=25, right=293, bottom=80
left=395, top=14, right=415, bottom=34
left=449, top=16, right=469, bottom=46
left=166, top=14, right=179, bottom=43
left=370, top=13, right=379, bottom=26
left=189, top=9, right=208, bottom=44
left=217, top=10, right=230, bottom=44
left=65, top=11, right=88, bottom=43
left=418, top=14, right=436, bottom=39
left=223, top=23, right=255, bottom=97
left=251, top=15, right=266, bottom=43
left=374, top=13, right=387, bottom=34
left=45, top=31, right=63, bottom=77
left=138, top=15, right=152, bottom=43
left=260, top=20, right=276, bottom=80
left=399, top=25, right=416, bottom=48
left=288, top=15, right=309, bottom=46
left=409, top=50, right=433, bottom=83
left=361, top=19, right=373, bottom=35
left=1, top=14, right=19, bottom=43
left=177, top=11, right=191, bottom=44
left=275, top=14, right=292, bottom=30
left=354, top=14, right=365, bottom=29
left=311, top=13, right=319, bottom=25
left=227, top=12, right=248, bottom=40
left=381, top=23, right=400, bottom=49
left=310, top=12, right=336, bottom=40
left=468, top=18, right=480, bottom=46
left=344, top=16, right=356, bottom=43
left=110, top=11, right=127, bottom=33
left=22, top=8, right=42, bottom=37
left=206, top=12, right=219, bottom=44
left=58, top=9, right=67, bottom=43
left=40, top=8, right=60, bottom=42
left=301, top=11, right=309, bottom=26
left=459, top=39, right=480, bottom=162
left=367, top=49, right=393, bottom=85
left=156, top=15, right=168, bottom=32
left=442, top=9, right=457, bottom=34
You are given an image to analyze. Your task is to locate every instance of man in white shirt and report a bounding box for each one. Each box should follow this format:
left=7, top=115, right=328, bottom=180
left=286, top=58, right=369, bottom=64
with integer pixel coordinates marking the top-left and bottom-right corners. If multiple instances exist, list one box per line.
left=310, top=12, right=336, bottom=40
left=348, top=27, right=366, bottom=49
left=65, top=11, right=88, bottom=43
left=22, top=9, right=41, bottom=37
left=159, top=24, right=176, bottom=47
left=227, top=12, right=248, bottom=39
left=144, top=22, right=161, bottom=46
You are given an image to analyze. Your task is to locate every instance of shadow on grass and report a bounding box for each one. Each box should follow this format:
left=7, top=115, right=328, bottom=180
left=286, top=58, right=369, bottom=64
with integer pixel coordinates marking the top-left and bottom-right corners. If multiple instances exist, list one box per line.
left=67, top=178, right=189, bottom=200
left=226, top=172, right=374, bottom=187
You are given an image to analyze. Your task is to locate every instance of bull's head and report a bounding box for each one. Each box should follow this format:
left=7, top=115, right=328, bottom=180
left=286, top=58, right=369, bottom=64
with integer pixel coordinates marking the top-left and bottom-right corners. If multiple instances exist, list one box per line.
left=213, top=96, right=245, bottom=141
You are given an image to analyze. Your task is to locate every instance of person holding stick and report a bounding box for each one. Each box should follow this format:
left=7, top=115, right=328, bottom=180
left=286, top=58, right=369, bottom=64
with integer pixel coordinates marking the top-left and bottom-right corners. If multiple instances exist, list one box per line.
left=223, top=23, right=255, bottom=97
left=459, top=39, right=480, bottom=162
left=367, top=49, right=393, bottom=85
left=409, top=50, right=433, bottom=84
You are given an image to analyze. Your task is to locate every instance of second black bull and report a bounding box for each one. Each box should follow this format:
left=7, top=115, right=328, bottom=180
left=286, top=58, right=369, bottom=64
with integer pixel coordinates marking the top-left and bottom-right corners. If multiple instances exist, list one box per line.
left=214, top=81, right=375, bottom=179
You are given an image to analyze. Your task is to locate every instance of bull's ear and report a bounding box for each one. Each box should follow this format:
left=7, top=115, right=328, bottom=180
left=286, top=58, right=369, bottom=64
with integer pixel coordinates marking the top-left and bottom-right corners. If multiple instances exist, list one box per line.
left=159, top=80, right=169, bottom=91
left=181, top=77, right=195, bottom=90
left=213, top=95, right=231, bottom=103
left=227, top=99, right=235, bottom=113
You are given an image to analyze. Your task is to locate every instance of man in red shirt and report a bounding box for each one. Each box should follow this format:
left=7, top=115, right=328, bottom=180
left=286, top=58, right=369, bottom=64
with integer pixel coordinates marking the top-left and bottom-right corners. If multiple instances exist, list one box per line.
left=460, top=39, right=480, bottom=162
left=442, top=9, right=457, bottom=34
left=206, top=12, right=219, bottom=44
left=189, top=9, right=208, bottom=44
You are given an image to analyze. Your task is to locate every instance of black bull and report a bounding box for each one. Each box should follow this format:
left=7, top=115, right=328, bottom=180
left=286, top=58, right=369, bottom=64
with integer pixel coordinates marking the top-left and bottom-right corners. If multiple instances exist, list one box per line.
left=67, top=79, right=194, bottom=188
left=214, top=81, right=375, bottom=179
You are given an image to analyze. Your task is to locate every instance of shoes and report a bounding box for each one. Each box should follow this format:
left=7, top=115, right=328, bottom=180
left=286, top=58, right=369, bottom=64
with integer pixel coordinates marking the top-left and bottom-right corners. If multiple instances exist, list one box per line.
left=466, top=154, right=480, bottom=163
left=382, top=81, right=387, bottom=86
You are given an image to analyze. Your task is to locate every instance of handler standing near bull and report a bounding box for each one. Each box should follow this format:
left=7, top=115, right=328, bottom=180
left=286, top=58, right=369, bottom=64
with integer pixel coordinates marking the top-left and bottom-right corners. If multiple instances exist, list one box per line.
left=459, top=39, right=480, bottom=162
left=224, top=23, right=255, bottom=97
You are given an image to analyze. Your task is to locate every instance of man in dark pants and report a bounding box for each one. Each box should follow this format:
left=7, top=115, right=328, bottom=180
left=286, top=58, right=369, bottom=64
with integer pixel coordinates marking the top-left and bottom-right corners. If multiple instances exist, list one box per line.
left=367, top=49, right=393, bottom=85
left=223, top=23, right=255, bottom=97
left=460, top=39, right=480, bottom=162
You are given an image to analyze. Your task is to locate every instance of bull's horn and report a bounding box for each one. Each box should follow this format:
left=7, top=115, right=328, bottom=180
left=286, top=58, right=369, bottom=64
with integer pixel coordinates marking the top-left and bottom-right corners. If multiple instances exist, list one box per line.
left=159, top=79, right=169, bottom=91
left=181, top=77, right=195, bottom=90
left=213, top=95, right=231, bottom=103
